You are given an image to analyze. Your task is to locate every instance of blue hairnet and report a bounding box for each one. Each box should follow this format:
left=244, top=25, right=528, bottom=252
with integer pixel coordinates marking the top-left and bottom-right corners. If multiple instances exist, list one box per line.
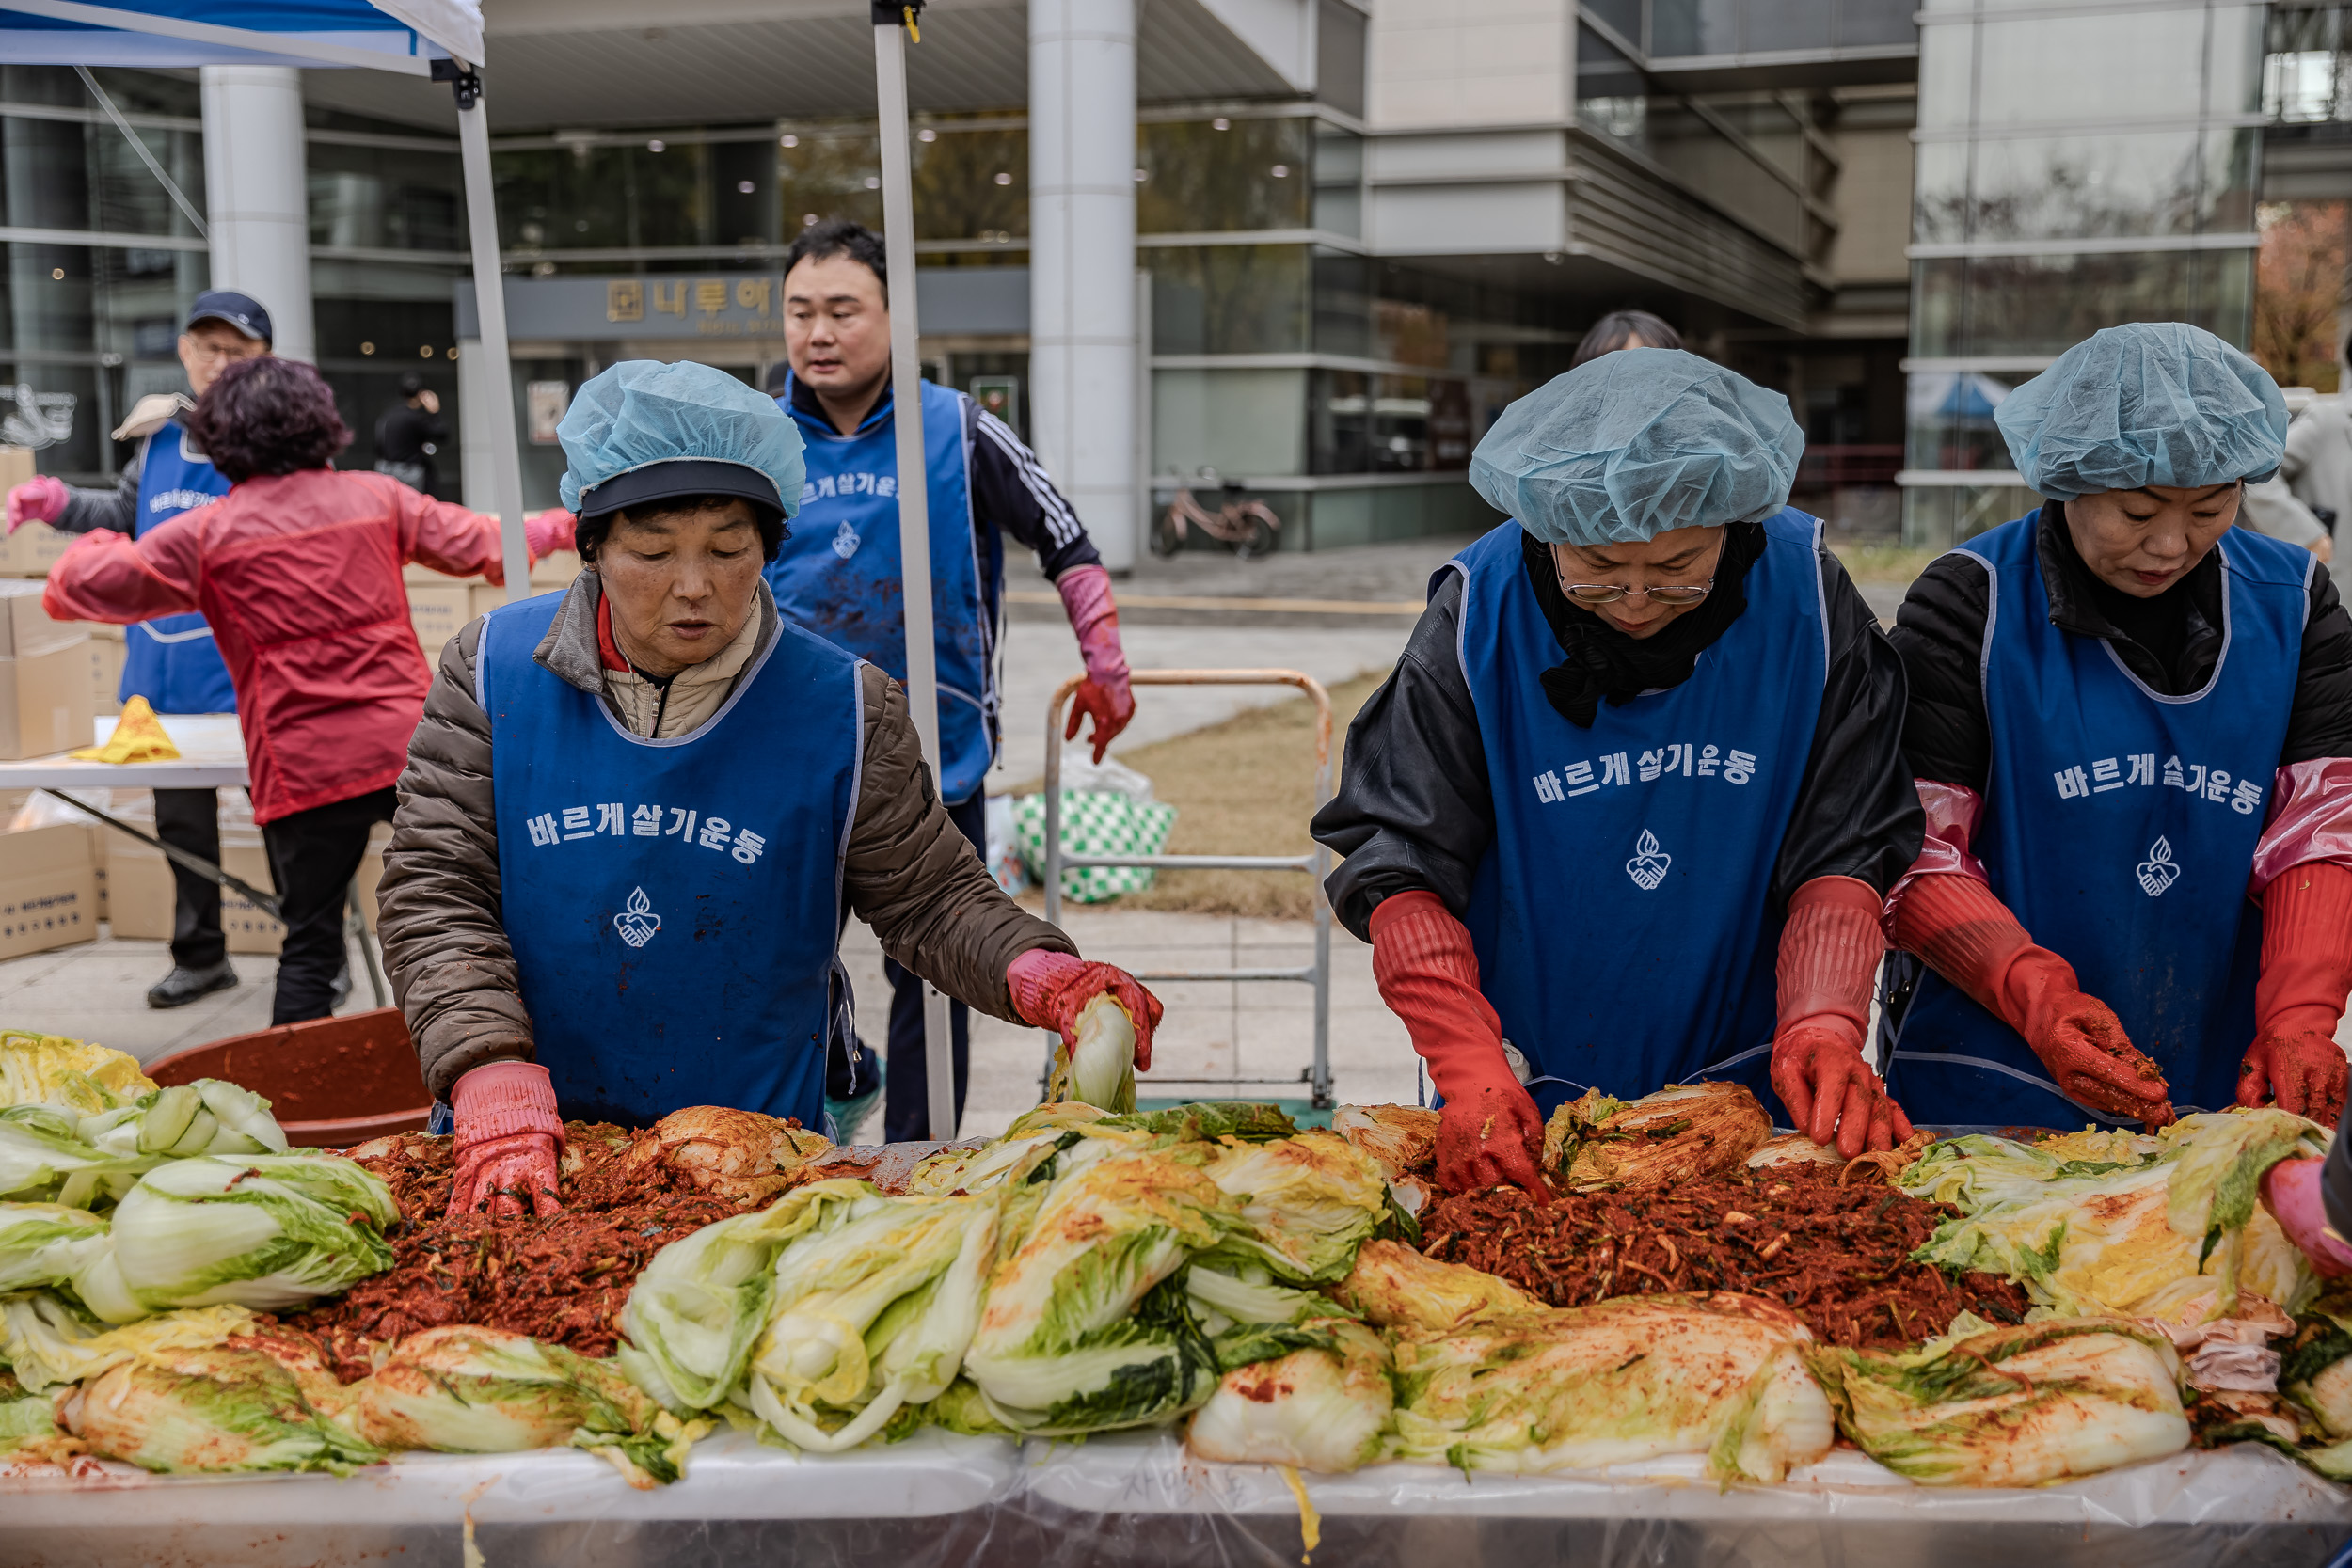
left=1994, top=323, right=2287, bottom=499
left=1468, top=349, right=1804, bottom=546
left=556, top=359, right=805, bottom=516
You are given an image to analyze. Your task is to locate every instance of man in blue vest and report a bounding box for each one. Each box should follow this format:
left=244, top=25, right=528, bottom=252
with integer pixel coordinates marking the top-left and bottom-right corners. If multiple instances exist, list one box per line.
left=1883, top=324, right=2352, bottom=1131
left=767, top=220, right=1137, bottom=1143
left=3, top=290, right=271, bottom=1009
left=1312, top=351, right=1927, bottom=1193
left=377, top=360, right=1159, bottom=1215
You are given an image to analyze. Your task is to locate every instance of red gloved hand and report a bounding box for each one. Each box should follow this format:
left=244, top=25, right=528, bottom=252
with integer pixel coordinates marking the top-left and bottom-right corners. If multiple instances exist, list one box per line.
left=2261, top=1157, right=2352, bottom=1277
left=1007, top=947, right=1162, bottom=1072
left=2240, top=862, right=2352, bottom=1127
left=1772, top=877, right=1911, bottom=1156
left=5, top=475, right=67, bottom=533
left=1369, top=889, right=1544, bottom=1194
left=524, top=509, right=577, bottom=563
left=1889, top=872, right=2174, bottom=1125
left=1057, top=563, right=1135, bottom=764
left=450, top=1060, right=564, bottom=1218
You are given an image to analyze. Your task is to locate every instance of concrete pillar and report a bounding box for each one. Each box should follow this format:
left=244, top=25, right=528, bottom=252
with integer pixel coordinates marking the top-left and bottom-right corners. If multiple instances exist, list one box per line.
left=199, top=66, right=314, bottom=363
left=1029, top=0, right=1137, bottom=571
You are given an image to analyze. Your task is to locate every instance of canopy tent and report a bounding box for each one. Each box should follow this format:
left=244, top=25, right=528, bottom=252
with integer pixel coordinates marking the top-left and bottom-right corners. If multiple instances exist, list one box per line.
left=5, top=0, right=962, bottom=1138
left=0, top=0, right=530, bottom=600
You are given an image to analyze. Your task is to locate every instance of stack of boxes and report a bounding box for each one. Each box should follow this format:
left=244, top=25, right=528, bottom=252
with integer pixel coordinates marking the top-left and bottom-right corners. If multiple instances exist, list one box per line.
left=0, top=473, right=103, bottom=958
left=405, top=548, right=582, bottom=659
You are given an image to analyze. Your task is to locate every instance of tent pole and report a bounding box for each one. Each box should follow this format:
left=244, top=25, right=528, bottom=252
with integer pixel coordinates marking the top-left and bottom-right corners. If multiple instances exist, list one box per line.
left=450, top=63, right=531, bottom=601
left=872, top=4, right=954, bottom=1143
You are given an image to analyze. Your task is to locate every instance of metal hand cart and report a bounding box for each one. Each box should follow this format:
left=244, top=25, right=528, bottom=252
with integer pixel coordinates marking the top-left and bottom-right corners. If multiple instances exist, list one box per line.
left=1039, top=669, right=1334, bottom=1107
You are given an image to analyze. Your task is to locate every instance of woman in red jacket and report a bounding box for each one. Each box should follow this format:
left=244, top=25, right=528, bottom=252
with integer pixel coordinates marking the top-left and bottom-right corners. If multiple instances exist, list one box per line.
left=44, top=356, right=570, bottom=1025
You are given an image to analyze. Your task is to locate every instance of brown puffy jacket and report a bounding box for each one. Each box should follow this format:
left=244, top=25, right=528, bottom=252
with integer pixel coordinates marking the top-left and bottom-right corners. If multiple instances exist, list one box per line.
left=377, top=571, right=1071, bottom=1101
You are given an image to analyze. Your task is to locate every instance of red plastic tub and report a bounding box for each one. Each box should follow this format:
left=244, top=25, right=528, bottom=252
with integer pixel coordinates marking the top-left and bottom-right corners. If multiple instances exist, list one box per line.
left=145, top=1007, right=432, bottom=1145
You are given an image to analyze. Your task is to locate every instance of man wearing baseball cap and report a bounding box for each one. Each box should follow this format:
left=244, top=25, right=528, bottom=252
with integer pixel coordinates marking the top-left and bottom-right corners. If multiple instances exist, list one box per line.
left=3, top=290, right=273, bottom=1009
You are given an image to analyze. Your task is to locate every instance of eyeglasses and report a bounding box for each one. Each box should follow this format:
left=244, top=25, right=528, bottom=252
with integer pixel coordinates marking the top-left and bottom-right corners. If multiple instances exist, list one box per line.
left=1556, top=577, right=1716, bottom=607
left=1553, top=538, right=1721, bottom=607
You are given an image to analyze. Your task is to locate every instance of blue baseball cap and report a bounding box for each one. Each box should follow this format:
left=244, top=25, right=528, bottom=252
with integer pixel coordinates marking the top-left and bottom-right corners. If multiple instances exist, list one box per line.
left=185, top=291, right=273, bottom=345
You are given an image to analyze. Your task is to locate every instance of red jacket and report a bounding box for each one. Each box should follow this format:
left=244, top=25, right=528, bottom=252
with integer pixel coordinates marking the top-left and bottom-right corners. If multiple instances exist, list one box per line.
left=44, top=468, right=507, bottom=823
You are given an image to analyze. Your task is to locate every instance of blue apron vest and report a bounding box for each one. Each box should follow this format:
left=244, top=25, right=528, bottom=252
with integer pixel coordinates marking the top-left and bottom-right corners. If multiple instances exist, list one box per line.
left=122, top=423, right=235, bottom=714
left=1453, top=511, right=1830, bottom=1117
left=1883, top=515, right=2307, bottom=1128
left=766, top=377, right=994, bottom=802
left=482, top=589, right=863, bottom=1128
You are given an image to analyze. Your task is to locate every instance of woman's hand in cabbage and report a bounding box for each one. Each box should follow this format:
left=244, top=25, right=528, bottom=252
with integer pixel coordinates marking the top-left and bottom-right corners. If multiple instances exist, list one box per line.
left=1006, top=950, right=1162, bottom=1072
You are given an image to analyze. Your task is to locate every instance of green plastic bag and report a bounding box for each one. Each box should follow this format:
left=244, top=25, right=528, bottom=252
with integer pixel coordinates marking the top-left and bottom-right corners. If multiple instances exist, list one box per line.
left=1013, top=790, right=1177, bottom=903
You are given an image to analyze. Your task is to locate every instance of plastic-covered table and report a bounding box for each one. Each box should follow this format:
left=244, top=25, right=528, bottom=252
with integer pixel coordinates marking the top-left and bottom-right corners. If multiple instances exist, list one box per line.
left=0, top=716, right=247, bottom=793
left=5, top=1427, right=2349, bottom=1568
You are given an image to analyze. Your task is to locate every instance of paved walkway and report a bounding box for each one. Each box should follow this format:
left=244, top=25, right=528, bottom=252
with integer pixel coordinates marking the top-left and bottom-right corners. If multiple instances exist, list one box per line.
left=0, top=931, right=391, bottom=1065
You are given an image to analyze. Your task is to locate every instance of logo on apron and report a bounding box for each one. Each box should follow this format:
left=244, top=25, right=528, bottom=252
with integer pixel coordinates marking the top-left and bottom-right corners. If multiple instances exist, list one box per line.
left=1625, top=829, right=1672, bottom=891
left=2136, top=836, right=2180, bottom=897
left=831, top=518, right=861, bottom=560
left=613, top=886, right=663, bottom=947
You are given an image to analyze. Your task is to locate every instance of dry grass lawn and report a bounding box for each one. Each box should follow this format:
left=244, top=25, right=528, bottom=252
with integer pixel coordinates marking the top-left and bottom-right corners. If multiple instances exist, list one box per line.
left=1007, top=668, right=1391, bottom=920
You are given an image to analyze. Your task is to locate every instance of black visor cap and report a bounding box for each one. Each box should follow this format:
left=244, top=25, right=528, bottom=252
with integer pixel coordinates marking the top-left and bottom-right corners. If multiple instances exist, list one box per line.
left=577, top=459, right=786, bottom=525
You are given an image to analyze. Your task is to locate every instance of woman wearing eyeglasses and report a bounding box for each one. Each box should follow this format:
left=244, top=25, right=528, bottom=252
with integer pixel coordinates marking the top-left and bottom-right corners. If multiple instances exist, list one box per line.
left=1312, top=350, right=1925, bottom=1194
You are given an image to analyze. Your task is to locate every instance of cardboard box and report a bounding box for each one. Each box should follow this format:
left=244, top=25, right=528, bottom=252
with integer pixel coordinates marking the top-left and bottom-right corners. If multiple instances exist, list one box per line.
left=0, top=823, right=99, bottom=959
left=0, top=640, right=95, bottom=761
left=407, top=585, right=471, bottom=660
left=105, top=819, right=389, bottom=949
left=0, top=447, right=30, bottom=493
left=87, top=636, right=123, bottom=717
left=0, top=522, right=72, bottom=580
left=532, top=549, right=582, bottom=589
left=0, top=580, right=81, bottom=657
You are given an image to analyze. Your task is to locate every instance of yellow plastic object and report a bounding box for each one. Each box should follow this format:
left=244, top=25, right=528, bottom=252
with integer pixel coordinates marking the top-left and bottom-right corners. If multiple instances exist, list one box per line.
left=70, top=696, right=181, bottom=764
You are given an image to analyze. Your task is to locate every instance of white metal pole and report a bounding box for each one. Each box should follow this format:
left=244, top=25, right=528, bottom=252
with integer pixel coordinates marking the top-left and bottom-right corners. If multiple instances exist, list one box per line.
left=874, top=8, right=956, bottom=1142
left=452, top=67, right=531, bottom=603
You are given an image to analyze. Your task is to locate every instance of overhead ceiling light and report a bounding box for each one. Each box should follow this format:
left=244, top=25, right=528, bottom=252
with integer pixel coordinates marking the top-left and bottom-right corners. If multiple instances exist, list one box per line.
left=1212, top=117, right=1231, bottom=130
left=781, top=134, right=799, bottom=148
left=993, top=171, right=1011, bottom=185
left=646, top=138, right=666, bottom=152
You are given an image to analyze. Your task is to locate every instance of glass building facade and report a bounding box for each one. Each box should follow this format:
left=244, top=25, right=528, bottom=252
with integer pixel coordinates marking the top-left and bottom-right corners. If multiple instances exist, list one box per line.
left=1902, top=0, right=2267, bottom=543
left=1, top=67, right=469, bottom=494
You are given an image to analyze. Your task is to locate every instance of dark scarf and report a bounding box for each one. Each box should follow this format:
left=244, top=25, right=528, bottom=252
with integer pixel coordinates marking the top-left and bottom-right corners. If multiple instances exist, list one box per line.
left=1520, top=523, right=1762, bottom=728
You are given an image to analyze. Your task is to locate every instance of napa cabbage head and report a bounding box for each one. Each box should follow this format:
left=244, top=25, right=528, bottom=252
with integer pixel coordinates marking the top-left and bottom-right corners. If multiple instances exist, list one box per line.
left=1802, top=1316, right=2187, bottom=1487
left=1046, top=993, right=1137, bottom=1113
left=618, top=1179, right=867, bottom=1413
left=1904, top=1111, right=2326, bottom=1319
left=58, top=1337, right=379, bottom=1475
left=73, top=1153, right=395, bottom=1323
left=0, top=1203, right=106, bottom=1294
left=1388, top=1294, right=1832, bottom=1484
left=1198, top=1130, right=1389, bottom=1284
left=1186, top=1317, right=1395, bottom=1473
left=961, top=1144, right=1243, bottom=1433
left=79, top=1081, right=288, bottom=1160
left=0, top=1105, right=152, bottom=1208
left=741, top=1186, right=1003, bottom=1452
left=0, top=1032, right=152, bottom=1117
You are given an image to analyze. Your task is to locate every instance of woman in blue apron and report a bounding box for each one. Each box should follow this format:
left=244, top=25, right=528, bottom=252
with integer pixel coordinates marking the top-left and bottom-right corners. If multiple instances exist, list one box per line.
left=1882, top=323, right=2352, bottom=1132
left=6, top=290, right=270, bottom=1010
left=376, top=361, right=1161, bottom=1217
left=1311, top=351, right=1926, bottom=1194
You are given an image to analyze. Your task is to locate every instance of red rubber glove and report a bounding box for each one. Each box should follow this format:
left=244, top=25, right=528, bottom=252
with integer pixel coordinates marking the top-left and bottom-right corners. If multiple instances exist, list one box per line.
left=1369, top=889, right=1544, bottom=1194
left=1889, top=872, right=2174, bottom=1125
left=5, top=475, right=67, bottom=533
left=450, top=1060, right=564, bottom=1218
left=1057, top=563, right=1135, bottom=764
left=2262, top=1157, right=2352, bottom=1277
left=2240, top=862, right=2352, bottom=1127
left=1007, top=947, right=1161, bottom=1072
left=1770, top=876, right=1912, bottom=1157
left=524, top=508, right=578, bottom=563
